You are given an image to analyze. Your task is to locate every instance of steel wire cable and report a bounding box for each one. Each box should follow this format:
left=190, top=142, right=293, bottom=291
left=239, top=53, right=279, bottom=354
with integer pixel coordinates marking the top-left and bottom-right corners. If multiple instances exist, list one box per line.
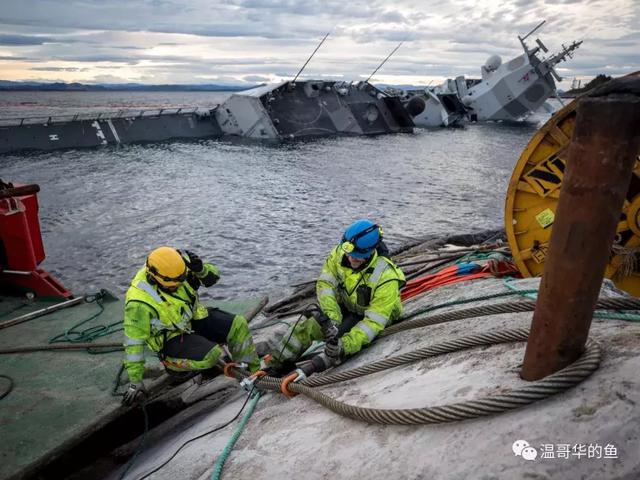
left=224, top=294, right=637, bottom=425
left=227, top=327, right=601, bottom=425
left=380, top=297, right=640, bottom=337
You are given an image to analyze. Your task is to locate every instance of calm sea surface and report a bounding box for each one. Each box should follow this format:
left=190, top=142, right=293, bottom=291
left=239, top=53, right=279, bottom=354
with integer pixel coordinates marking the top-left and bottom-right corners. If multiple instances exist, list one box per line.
left=1, top=91, right=563, bottom=302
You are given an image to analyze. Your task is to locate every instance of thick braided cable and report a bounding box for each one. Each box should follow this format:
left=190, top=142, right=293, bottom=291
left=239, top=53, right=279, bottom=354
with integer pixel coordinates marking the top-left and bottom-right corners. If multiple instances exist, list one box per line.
left=230, top=328, right=601, bottom=425
left=381, top=297, right=640, bottom=337
left=292, top=340, right=599, bottom=425
left=302, top=329, right=528, bottom=387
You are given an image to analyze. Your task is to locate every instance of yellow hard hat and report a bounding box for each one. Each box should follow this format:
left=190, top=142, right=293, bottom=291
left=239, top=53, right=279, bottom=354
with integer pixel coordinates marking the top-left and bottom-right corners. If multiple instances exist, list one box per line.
left=146, top=246, right=187, bottom=288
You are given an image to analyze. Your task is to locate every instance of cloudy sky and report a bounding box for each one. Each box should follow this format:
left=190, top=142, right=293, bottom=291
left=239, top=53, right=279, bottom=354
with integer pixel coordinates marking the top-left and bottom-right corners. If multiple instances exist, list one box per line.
left=0, top=0, right=638, bottom=88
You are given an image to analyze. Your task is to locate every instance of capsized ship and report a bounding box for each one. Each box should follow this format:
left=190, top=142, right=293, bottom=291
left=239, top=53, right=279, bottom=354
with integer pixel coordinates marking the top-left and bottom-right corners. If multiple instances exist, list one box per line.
left=396, top=21, right=582, bottom=127
left=0, top=80, right=418, bottom=155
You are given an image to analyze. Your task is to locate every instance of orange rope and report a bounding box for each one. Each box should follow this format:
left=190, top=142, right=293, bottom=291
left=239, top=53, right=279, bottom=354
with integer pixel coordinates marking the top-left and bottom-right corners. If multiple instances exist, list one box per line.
left=401, top=264, right=491, bottom=302
left=280, top=372, right=299, bottom=398
left=401, top=260, right=521, bottom=302
left=223, top=362, right=238, bottom=378
left=250, top=370, right=267, bottom=381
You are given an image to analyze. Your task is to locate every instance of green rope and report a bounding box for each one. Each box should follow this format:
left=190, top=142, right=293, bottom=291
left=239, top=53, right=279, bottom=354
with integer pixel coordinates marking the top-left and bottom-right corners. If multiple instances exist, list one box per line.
left=454, top=250, right=508, bottom=264
left=502, top=277, right=537, bottom=299
left=502, top=277, right=640, bottom=321
left=49, top=290, right=123, bottom=347
left=595, top=311, right=640, bottom=321
left=211, top=391, right=262, bottom=480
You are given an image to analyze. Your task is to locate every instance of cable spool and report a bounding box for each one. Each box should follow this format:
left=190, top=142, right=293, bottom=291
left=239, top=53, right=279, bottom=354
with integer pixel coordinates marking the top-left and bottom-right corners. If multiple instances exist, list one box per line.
left=505, top=98, right=640, bottom=295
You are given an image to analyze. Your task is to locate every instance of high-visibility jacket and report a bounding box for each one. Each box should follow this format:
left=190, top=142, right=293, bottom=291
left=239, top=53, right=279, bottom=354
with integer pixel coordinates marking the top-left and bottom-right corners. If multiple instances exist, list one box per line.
left=316, top=246, right=405, bottom=355
left=122, top=263, right=219, bottom=382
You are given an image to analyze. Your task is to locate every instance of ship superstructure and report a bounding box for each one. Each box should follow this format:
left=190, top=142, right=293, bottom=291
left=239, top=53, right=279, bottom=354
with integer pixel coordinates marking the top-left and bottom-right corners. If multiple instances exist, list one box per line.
left=398, top=21, right=582, bottom=127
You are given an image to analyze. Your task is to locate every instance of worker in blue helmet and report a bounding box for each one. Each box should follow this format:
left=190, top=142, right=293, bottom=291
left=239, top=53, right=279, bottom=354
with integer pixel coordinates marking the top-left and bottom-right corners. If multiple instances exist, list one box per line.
left=268, top=219, right=405, bottom=376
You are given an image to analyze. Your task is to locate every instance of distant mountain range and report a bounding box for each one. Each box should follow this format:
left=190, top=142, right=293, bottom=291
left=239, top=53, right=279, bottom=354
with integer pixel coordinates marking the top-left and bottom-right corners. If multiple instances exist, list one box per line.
left=0, top=80, right=262, bottom=92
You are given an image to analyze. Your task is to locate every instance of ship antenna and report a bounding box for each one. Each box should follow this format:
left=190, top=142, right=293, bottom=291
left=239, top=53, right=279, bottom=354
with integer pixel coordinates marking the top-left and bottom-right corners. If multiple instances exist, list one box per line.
left=366, top=41, right=404, bottom=83
left=518, top=20, right=546, bottom=55
left=292, top=31, right=331, bottom=84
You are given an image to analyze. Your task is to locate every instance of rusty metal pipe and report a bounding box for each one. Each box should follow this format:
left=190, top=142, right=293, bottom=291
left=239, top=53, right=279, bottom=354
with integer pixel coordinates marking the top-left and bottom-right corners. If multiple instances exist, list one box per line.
left=521, top=73, right=640, bottom=380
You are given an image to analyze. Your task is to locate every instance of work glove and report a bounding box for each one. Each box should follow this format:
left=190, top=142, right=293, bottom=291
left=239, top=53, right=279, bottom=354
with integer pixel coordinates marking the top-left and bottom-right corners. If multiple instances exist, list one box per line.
left=323, top=323, right=339, bottom=344
left=313, top=310, right=338, bottom=343
left=324, top=338, right=342, bottom=360
left=182, top=250, right=204, bottom=273
left=122, top=381, right=147, bottom=406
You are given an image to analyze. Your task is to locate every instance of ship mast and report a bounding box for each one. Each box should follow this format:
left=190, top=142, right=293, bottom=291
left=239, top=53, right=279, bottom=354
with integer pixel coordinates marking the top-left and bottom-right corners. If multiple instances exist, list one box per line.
left=366, top=41, right=404, bottom=83
left=292, top=31, right=331, bottom=84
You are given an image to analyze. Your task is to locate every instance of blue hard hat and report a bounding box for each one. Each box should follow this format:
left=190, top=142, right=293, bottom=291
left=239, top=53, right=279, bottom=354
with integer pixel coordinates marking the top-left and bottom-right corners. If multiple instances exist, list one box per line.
left=341, top=219, right=381, bottom=259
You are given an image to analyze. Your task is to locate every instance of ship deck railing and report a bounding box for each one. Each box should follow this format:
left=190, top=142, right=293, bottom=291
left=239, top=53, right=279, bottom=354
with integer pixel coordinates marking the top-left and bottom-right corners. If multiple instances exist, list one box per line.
left=0, top=106, right=215, bottom=127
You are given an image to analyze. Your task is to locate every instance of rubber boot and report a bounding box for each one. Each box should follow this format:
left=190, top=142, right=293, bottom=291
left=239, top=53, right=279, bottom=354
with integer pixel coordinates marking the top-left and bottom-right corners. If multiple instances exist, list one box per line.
left=164, top=368, right=200, bottom=385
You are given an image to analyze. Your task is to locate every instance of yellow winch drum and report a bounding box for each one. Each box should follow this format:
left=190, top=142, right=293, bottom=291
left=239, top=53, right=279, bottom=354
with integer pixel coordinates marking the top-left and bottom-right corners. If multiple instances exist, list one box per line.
left=505, top=100, right=640, bottom=296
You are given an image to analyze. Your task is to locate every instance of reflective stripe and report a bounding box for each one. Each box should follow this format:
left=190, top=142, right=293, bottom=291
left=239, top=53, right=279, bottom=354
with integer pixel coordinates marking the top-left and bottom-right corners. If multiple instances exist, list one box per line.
left=231, top=338, right=253, bottom=355
left=365, top=310, right=389, bottom=328
left=318, top=288, right=335, bottom=297
left=369, top=260, right=389, bottom=286
left=126, top=352, right=144, bottom=362
left=150, top=317, right=190, bottom=333
left=150, top=318, right=168, bottom=331
left=318, top=272, right=338, bottom=287
left=176, top=320, right=192, bottom=332
left=355, top=321, right=377, bottom=342
left=124, top=336, right=145, bottom=346
left=136, top=280, right=163, bottom=303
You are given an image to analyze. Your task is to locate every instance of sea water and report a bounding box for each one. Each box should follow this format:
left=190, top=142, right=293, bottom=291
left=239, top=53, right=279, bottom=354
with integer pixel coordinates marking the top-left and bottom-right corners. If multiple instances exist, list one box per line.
left=0, top=91, right=561, bottom=301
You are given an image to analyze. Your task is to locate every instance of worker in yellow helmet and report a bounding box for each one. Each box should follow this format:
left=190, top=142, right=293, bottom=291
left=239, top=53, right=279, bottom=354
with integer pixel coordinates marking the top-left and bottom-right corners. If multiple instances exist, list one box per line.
left=121, top=246, right=259, bottom=406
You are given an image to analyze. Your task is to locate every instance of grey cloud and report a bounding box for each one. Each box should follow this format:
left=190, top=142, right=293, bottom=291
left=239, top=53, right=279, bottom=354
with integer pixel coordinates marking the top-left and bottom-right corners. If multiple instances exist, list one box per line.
left=89, top=74, right=135, bottom=83
left=0, top=0, right=636, bottom=85
left=30, top=66, right=90, bottom=72
left=228, top=0, right=383, bottom=19
left=603, top=40, right=640, bottom=47
left=49, top=54, right=141, bottom=64
left=242, top=75, right=271, bottom=82
left=0, top=55, right=31, bottom=60
left=1, top=2, right=327, bottom=40
left=63, top=52, right=289, bottom=67
left=113, top=46, right=147, bottom=50
left=349, top=27, right=420, bottom=44
left=375, top=10, right=409, bottom=24
left=0, top=34, right=53, bottom=45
